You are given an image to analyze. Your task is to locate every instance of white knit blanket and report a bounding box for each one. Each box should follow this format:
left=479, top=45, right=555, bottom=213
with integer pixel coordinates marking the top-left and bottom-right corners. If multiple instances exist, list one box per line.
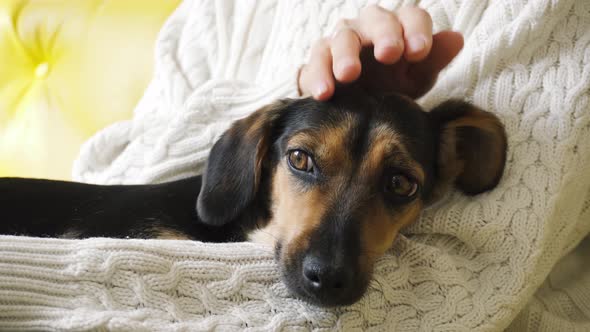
left=2, top=0, right=590, bottom=331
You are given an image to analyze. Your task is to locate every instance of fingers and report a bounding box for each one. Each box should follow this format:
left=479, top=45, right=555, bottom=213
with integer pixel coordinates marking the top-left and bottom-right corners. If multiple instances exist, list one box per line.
left=428, top=31, right=464, bottom=71
left=357, top=5, right=434, bottom=63
left=407, top=31, right=464, bottom=98
left=298, top=5, right=442, bottom=100
left=298, top=38, right=335, bottom=100
left=300, top=5, right=407, bottom=99
left=331, top=21, right=363, bottom=83
left=413, top=31, right=464, bottom=76
left=358, top=5, right=404, bottom=64
left=397, top=6, right=433, bottom=62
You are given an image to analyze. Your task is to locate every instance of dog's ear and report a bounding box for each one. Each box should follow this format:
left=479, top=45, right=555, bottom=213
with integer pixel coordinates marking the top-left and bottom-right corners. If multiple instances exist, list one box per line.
left=429, top=100, right=508, bottom=199
left=197, top=100, right=290, bottom=226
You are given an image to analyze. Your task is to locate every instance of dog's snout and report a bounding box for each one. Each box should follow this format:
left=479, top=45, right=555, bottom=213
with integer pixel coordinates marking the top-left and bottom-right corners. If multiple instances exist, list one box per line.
left=302, top=255, right=353, bottom=294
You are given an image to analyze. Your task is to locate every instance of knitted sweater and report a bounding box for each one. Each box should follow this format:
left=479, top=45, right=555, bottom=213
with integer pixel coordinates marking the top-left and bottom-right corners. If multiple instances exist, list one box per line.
left=1, top=0, right=589, bottom=330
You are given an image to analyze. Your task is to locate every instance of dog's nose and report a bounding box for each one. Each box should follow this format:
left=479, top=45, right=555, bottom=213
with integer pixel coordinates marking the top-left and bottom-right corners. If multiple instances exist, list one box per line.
left=302, top=255, right=353, bottom=293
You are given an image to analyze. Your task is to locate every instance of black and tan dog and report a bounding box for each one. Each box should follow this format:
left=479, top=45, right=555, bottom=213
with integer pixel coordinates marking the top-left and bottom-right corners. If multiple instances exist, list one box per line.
left=0, top=86, right=507, bottom=306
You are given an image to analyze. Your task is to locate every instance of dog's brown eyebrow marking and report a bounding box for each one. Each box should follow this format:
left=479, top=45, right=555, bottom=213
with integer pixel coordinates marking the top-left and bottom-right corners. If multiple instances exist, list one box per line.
left=364, top=123, right=425, bottom=184
left=287, top=116, right=357, bottom=175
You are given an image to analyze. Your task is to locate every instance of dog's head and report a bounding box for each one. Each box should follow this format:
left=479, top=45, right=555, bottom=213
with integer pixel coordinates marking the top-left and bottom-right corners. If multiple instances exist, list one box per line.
left=197, top=87, right=507, bottom=306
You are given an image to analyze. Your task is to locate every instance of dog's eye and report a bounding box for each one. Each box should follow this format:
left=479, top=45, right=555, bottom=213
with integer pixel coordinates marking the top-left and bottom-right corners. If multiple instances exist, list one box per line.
left=385, top=174, right=418, bottom=197
left=288, top=150, right=314, bottom=173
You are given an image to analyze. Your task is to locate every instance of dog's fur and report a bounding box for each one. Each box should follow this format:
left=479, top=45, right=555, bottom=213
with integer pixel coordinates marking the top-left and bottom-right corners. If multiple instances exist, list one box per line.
left=0, top=86, right=507, bottom=306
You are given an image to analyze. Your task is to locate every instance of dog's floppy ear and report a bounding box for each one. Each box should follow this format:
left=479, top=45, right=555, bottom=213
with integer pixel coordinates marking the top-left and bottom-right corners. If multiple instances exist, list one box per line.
left=429, top=100, right=508, bottom=198
left=197, top=100, right=290, bottom=226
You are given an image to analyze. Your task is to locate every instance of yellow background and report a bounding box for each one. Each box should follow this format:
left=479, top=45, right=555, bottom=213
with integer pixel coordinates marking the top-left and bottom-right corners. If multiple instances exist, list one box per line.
left=0, top=0, right=180, bottom=180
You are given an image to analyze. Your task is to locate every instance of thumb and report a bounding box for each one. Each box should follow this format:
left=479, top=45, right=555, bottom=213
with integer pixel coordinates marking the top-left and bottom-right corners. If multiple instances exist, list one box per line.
left=407, top=31, right=464, bottom=98
left=423, top=31, right=464, bottom=73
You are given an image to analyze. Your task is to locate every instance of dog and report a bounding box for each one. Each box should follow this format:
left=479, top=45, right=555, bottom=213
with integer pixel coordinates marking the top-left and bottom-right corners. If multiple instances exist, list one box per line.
left=0, top=86, right=507, bottom=306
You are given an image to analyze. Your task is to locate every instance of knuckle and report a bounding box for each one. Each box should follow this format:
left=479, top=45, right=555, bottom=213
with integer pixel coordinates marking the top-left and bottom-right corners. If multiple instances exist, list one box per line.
left=415, top=8, right=432, bottom=21
left=312, top=38, right=329, bottom=53
left=331, top=24, right=361, bottom=45
left=379, top=10, right=399, bottom=26
left=400, top=6, right=431, bottom=22
left=369, top=14, right=401, bottom=36
left=361, top=5, right=398, bottom=29
left=333, top=20, right=356, bottom=38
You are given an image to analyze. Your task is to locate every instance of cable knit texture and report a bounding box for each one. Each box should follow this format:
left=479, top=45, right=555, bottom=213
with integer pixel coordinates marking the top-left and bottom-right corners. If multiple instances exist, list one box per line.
left=2, top=0, right=590, bottom=331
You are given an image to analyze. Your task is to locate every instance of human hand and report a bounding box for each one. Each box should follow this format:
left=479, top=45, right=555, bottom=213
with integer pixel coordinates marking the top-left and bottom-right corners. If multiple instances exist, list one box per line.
left=298, top=5, right=464, bottom=100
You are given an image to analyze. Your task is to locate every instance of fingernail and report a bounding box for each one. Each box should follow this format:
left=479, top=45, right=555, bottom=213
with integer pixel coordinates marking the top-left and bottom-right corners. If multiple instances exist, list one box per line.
left=336, top=58, right=357, bottom=75
left=314, top=82, right=328, bottom=98
left=380, top=38, right=401, bottom=51
left=408, top=35, right=427, bottom=53
left=376, top=39, right=402, bottom=59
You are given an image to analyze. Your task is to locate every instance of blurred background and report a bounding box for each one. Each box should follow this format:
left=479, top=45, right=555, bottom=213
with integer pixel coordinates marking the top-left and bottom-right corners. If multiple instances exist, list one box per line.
left=0, top=0, right=180, bottom=180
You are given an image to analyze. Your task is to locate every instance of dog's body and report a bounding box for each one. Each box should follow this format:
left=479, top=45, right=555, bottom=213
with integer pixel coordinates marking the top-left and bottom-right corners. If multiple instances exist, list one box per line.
left=0, top=176, right=247, bottom=242
left=0, top=87, right=507, bottom=306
